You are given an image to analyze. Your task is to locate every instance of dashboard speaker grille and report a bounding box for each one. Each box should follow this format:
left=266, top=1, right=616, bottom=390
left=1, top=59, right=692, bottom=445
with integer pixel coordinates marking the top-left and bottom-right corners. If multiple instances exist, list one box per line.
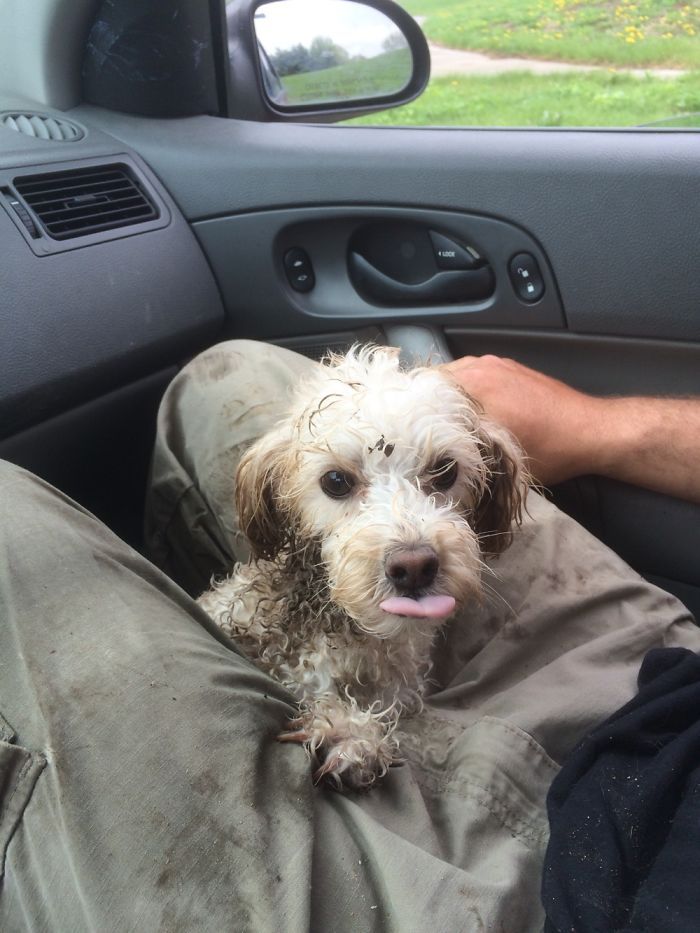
left=1, top=112, right=84, bottom=141
left=13, top=164, right=159, bottom=240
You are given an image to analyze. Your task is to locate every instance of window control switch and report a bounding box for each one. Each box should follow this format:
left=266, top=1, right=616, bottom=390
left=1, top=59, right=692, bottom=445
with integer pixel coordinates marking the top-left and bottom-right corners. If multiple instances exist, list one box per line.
left=508, top=252, right=545, bottom=303
left=284, top=247, right=315, bottom=293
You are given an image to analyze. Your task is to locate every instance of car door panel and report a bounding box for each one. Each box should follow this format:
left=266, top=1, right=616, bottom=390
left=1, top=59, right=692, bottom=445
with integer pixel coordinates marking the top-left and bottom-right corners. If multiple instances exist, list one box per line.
left=1, top=99, right=697, bottom=611
left=77, top=111, right=700, bottom=343
left=191, top=205, right=564, bottom=337
left=76, top=110, right=699, bottom=612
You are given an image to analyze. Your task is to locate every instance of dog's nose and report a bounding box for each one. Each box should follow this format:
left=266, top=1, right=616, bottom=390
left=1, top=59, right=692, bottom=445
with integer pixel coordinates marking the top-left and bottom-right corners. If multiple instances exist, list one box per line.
left=385, top=546, right=439, bottom=593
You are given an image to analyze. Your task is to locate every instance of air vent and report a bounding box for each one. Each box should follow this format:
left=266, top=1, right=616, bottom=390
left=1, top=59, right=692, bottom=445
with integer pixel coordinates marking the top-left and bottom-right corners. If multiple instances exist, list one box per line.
left=1, top=112, right=84, bottom=142
left=13, top=164, right=159, bottom=240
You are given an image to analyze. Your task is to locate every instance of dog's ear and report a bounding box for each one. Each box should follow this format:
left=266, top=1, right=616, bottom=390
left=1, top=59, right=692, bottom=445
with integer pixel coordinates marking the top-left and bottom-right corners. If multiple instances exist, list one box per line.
left=235, top=426, right=291, bottom=561
left=472, top=421, right=527, bottom=557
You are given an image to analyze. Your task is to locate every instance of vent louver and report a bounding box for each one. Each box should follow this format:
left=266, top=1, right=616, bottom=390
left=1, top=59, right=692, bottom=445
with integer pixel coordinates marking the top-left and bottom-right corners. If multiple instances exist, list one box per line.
left=1, top=112, right=84, bottom=141
left=14, top=165, right=159, bottom=240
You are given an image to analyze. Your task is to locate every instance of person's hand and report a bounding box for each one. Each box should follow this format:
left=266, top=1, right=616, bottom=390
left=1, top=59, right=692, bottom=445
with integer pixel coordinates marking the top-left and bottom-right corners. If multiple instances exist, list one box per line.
left=444, top=355, right=604, bottom=486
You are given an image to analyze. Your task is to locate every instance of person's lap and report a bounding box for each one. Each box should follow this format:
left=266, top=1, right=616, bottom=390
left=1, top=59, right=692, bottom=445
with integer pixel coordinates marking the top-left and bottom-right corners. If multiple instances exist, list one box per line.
left=0, top=464, right=321, bottom=932
left=2, top=340, right=698, bottom=932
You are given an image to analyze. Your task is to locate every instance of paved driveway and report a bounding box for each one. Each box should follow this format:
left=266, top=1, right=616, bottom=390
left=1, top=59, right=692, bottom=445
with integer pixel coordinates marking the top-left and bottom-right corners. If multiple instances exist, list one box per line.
left=428, top=42, right=686, bottom=80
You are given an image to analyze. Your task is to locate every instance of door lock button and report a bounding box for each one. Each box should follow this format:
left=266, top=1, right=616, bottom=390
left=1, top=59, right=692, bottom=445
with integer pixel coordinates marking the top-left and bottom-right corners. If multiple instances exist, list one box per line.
left=429, top=230, right=481, bottom=270
left=284, top=247, right=315, bottom=293
left=509, top=253, right=545, bottom=303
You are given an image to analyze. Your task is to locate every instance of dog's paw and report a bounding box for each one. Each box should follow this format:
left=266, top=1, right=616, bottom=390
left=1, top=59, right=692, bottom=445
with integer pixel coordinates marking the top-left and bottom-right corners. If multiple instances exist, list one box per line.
left=278, top=702, right=401, bottom=790
left=313, top=731, right=399, bottom=791
left=313, top=711, right=400, bottom=790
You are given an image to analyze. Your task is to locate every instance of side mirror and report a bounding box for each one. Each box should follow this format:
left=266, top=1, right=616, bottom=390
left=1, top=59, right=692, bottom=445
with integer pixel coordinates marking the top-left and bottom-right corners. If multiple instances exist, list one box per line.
left=226, top=0, right=430, bottom=122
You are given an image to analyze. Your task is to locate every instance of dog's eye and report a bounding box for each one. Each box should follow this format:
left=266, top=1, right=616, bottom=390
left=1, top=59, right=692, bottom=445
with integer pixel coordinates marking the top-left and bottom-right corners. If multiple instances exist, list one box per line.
left=429, top=459, right=458, bottom=491
left=320, top=470, right=356, bottom=499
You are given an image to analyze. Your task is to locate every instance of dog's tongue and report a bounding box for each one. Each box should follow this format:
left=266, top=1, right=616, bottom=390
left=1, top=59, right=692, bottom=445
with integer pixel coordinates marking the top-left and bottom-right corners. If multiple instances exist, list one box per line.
left=380, top=595, right=456, bottom=620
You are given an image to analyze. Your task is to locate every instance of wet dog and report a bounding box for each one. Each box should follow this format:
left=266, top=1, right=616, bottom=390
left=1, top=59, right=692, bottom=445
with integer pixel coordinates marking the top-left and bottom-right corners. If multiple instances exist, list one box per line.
left=199, top=346, right=525, bottom=789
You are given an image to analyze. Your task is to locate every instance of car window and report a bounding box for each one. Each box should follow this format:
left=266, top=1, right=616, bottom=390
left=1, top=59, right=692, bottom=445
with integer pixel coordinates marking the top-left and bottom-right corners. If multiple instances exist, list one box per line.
left=337, top=0, right=700, bottom=129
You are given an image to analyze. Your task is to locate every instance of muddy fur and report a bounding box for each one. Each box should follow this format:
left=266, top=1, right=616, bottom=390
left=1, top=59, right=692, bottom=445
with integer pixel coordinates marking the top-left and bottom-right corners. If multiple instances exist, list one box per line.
left=199, top=346, right=526, bottom=789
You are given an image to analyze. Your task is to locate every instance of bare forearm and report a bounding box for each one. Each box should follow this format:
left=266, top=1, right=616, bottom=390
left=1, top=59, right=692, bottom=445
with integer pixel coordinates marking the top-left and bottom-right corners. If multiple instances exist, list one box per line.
left=587, top=397, right=700, bottom=504
left=445, top=355, right=700, bottom=503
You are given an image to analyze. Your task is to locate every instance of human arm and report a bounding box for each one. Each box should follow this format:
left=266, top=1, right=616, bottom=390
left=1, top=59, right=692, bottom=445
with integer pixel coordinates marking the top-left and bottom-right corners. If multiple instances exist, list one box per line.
left=445, top=355, right=700, bottom=505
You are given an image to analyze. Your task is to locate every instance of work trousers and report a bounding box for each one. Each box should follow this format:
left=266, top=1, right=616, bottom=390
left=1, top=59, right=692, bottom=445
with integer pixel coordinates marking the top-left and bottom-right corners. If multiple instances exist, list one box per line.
left=2, top=340, right=698, bottom=932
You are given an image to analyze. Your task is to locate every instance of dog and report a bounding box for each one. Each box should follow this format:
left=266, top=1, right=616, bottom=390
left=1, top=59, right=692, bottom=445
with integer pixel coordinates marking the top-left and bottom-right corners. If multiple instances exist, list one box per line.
left=198, top=346, right=526, bottom=789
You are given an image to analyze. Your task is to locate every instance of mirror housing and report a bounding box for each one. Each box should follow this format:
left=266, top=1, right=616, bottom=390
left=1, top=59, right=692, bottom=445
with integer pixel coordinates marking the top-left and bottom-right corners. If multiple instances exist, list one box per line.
left=224, top=0, right=430, bottom=122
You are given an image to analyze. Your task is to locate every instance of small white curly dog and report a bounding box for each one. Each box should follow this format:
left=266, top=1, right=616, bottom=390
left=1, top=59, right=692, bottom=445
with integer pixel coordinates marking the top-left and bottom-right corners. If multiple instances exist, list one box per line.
left=199, top=346, right=526, bottom=790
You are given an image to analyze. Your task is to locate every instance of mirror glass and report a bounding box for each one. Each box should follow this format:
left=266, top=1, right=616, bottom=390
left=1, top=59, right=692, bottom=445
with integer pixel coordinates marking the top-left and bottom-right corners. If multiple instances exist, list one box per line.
left=252, top=0, right=413, bottom=107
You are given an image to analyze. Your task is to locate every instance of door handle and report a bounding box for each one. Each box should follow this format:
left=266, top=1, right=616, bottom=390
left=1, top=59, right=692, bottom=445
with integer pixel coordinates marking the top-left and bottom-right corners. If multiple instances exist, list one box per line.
left=349, top=251, right=494, bottom=305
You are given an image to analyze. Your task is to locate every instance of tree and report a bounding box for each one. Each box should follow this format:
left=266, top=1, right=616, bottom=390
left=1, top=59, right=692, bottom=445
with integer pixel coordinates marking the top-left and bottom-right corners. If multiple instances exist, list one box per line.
left=307, top=36, right=349, bottom=72
left=270, top=36, right=350, bottom=77
left=270, top=43, right=312, bottom=77
left=382, top=32, right=406, bottom=52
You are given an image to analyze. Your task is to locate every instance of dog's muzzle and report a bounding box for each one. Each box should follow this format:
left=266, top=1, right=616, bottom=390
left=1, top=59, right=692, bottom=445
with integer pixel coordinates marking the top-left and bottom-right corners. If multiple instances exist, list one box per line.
left=381, top=545, right=456, bottom=621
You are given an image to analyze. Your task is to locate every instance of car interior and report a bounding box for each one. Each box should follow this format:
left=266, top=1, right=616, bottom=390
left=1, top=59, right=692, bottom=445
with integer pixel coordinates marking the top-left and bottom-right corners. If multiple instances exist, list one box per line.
left=1, top=0, right=699, bottom=620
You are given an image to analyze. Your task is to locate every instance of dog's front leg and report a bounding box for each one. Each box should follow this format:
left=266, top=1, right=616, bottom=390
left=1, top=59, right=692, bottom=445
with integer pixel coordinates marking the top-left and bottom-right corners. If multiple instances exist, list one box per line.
left=279, top=693, right=401, bottom=790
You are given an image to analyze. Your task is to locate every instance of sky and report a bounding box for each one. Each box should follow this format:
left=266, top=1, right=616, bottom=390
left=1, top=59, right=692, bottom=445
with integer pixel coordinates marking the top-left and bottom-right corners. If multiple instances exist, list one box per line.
left=245, top=0, right=407, bottom=57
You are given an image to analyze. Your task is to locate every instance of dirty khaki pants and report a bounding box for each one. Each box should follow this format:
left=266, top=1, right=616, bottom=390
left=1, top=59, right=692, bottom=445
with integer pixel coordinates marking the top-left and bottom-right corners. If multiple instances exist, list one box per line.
left=2, top=340, right=699, bottom=933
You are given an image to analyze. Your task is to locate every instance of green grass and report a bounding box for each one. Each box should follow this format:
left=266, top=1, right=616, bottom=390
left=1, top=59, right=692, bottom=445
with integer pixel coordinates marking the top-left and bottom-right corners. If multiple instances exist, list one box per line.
left=401, top=0, right=700, bottom=69
left=346, top=68, right=700, bottom=126
left=279, top=49, right=412, bottom=105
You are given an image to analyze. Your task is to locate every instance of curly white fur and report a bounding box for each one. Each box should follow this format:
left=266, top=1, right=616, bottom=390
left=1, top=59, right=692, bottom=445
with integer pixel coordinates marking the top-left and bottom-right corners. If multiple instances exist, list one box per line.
left=198, top=346, right=526, bottom=790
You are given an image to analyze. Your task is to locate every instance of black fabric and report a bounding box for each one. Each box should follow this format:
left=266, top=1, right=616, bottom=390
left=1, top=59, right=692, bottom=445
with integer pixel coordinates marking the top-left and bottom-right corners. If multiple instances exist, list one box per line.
left=542, top=647, right=700, bottom=933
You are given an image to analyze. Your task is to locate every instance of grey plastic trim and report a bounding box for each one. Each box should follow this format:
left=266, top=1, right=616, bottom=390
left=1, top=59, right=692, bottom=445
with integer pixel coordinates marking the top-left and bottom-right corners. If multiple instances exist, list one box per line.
left=1, top=111, right=85, bottom=141
left=274, top=324, right=451, bottom=367
left=77, top=111, right=700, bottom=343
left=0, top=368, right=176, bottom=546
left=275, top=325, right=385, bottom=358
left=193, top=206, right=564, bottom=338
left=383, top=324, right=452, bottom=365
left=0, top=0, right=99, bottom=110
left=0, top=156, right=223, bottom=436
left=0, top=154, right=171, bottom=255
left=443, top=328, right=700, bottom=396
